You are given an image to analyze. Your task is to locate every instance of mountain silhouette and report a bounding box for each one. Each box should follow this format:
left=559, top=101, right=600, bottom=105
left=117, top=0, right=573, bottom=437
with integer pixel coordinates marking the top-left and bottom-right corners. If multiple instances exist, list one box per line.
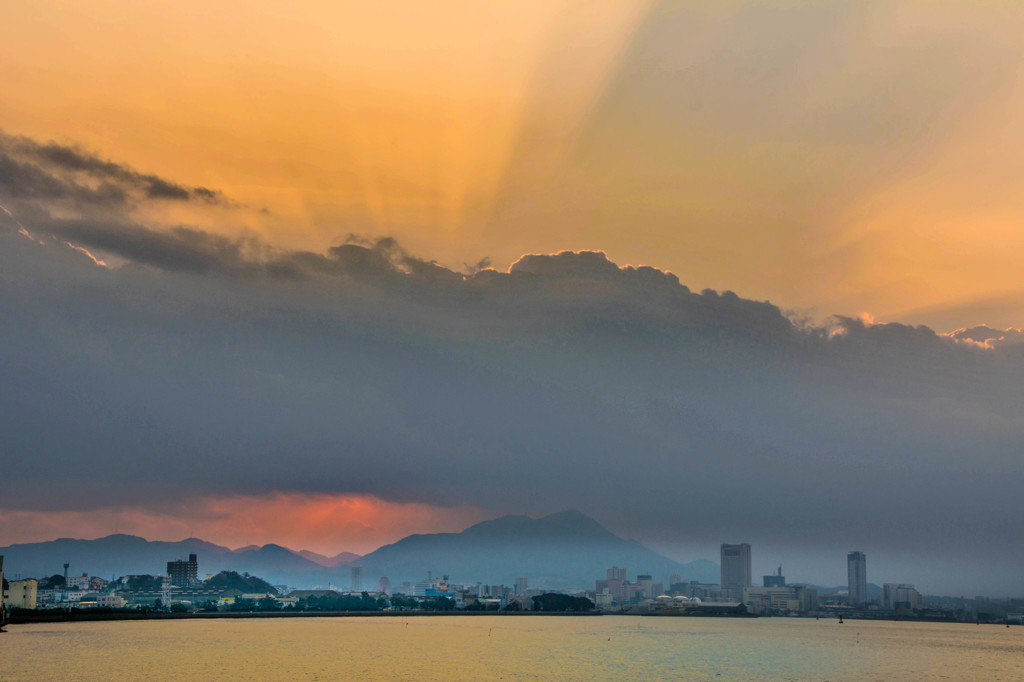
left=0, top=511, right=716, bottom=591
left=355, top=510, right=717, bottom=590
left=0, top=535, right=354, bottom=588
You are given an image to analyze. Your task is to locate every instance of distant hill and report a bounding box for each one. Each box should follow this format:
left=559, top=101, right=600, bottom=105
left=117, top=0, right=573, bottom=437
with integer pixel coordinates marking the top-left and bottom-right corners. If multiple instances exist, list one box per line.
left=0, top=535, right=354, bottom=588
left=355, top=509, right=718, bottom=590
left=0, top=511, right=716, bottom=591
left=294, top=550, right=361, bottom=568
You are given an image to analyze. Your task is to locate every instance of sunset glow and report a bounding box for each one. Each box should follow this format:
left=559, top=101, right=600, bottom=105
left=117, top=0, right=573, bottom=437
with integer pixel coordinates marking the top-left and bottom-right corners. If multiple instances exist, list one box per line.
left=0, top=495, right=488, bottom=556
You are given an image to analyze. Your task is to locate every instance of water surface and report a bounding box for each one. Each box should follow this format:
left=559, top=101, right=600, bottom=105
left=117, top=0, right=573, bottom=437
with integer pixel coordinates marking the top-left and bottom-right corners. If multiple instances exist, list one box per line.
left=3, top=615, right=1022, bottom=680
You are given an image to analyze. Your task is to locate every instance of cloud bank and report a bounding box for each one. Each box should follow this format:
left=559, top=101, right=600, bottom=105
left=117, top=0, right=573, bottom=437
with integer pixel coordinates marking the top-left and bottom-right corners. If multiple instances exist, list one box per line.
left=1, top=132, right=1023, bottom=593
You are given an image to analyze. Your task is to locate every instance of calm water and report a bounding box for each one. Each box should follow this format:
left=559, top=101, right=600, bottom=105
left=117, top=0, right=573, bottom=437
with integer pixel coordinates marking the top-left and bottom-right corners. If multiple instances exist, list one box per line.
left=3, top=616, right=1022, bottom=680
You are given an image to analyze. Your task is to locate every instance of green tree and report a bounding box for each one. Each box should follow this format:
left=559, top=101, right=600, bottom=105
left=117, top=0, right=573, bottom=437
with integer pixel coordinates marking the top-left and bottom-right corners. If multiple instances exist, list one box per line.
left=39, top=574, right=66, bottom=590
left=229, top=598, right=257, bottom=612
left=205, top=571, right=278, bottom=595
left=257, top=596, right=282, bottom=611
left=390, top=595, right=418, bottom=610
left=126, top=575, right=163, bottom=591
left=421, top=596, right=456, bottom=611
left=531, top=593, right=595, bottom=612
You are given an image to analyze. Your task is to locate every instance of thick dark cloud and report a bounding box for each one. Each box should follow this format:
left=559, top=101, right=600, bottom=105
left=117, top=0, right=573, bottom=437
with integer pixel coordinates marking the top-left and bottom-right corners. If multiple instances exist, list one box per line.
left=2, top=134, right=1023, bottom=594
left=0, top=130, right=226, bottom=210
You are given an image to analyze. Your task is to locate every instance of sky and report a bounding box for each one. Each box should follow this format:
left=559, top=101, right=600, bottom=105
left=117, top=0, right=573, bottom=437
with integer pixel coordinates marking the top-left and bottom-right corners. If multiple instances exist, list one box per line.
left=2, top=0, right=1024, bottom=595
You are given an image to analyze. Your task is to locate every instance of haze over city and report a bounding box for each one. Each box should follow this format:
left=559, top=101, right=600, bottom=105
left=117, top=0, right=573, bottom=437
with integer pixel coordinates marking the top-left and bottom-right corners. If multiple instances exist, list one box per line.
left=3, top=0, right=1024, bottom=598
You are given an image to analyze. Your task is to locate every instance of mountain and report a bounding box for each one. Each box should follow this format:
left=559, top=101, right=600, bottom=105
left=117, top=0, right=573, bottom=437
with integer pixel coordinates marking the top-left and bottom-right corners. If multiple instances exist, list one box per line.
left=0, top=536, right=352, bottom=588
left=0, top=511, right=716, bottom=591
left=294, top=550, right=362, bottom=568
left=354, top=510, right=718, bottom=590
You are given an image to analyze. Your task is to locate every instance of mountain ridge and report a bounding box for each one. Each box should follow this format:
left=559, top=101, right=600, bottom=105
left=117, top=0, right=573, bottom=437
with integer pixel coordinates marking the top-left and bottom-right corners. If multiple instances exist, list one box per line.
left=0, top=511, right=717, bottom=590
left=355, top=510, right=717, bottom=589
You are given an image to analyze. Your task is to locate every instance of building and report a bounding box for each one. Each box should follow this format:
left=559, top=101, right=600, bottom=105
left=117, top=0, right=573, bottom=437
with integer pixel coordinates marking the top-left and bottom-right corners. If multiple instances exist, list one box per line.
left=881, top=583, right=921, bottom=611
left=5, top=579, right=38, bottom=609
left=720, top=543, right=752, bottom=599
left=68, top=573, right=91, bottom=591
left=351, top=566, right=363, bottom=592
left=167, top=553, right=199, bottom=587
left=76, top=593, right=126, bottom=609
left=607, top=566, right=626, bottom=581
left=743, top=585, right=817, bottom=614
left=763, top=565, right=786, bottom=588
left=671, top=581, right=725, bottom=601
left=514, top=577, right=528, bottom=596
left=847, top=551, right=867, bottom=606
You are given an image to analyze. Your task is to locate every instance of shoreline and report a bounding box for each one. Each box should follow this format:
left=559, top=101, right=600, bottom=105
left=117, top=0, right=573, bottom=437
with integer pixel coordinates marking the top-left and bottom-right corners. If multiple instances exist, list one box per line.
left=9, top=606, right=991, bottom=622
left=9, top=610, right=601, bottom=625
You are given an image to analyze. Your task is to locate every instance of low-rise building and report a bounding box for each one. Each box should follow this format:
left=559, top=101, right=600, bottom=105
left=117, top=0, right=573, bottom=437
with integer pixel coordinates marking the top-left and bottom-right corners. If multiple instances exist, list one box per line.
left=743, top=585, right=818, bottom=614
left=5, top=579, right=38, bottom=609
left=882, top=584, right=922, bottom=611
left=68, top=573, right=91, bottom=591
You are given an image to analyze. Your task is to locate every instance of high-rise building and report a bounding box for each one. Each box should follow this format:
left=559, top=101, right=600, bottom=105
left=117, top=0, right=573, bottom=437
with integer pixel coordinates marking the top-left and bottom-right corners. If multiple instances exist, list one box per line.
left=720, top=543, right=751, bottom=598
left=351, top=566, right=363, bottom=592
left=515, top=576, right=528, bottom=595
left=607, top=566, right=626, bottom=581
left=847, top=551, right=867, bottom=606
left=167, top=554, right=198, bottom=587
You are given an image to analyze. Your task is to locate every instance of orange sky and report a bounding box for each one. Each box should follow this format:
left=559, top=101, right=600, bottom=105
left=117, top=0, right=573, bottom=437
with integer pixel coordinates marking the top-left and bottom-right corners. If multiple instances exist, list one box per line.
left=0, top=495, right=489, bottom=555
left=4, top=1, right=1024, bottom=330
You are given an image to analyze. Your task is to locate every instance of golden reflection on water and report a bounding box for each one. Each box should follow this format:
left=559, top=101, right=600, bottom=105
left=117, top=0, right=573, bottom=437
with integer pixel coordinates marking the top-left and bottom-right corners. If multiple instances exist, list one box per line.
left=3, top=616, right=1023, bottom=681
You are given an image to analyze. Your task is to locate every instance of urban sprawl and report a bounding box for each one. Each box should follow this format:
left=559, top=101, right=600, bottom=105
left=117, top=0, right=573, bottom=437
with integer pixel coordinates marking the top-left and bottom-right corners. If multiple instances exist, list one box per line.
left=3, top=546, right=1022, bottom=624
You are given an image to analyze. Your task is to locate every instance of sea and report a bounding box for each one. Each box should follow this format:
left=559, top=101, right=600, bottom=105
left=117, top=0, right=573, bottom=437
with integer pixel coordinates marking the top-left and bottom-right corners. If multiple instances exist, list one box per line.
left=3, top=615, right=1022, bottom=680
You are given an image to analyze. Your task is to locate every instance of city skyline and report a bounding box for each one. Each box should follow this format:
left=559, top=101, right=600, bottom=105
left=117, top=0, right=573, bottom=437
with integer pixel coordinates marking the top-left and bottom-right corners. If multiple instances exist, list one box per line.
left=0, top=511, right=998, bottom=598
left=2, top=1, right=1024, bottom=598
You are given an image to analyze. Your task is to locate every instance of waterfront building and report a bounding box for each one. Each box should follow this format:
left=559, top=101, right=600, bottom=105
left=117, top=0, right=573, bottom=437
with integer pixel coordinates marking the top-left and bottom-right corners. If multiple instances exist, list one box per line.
left=671, top=581, right=725, bottom=601
left=5, top=578, right=38, bottom=609
left=742, top=585, right=817, bottom=614
left=720, top=543, right=752, bottom=599
left=881, top=583, right=921, bottom=611
left=847, top=551, right=867, bottom=606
